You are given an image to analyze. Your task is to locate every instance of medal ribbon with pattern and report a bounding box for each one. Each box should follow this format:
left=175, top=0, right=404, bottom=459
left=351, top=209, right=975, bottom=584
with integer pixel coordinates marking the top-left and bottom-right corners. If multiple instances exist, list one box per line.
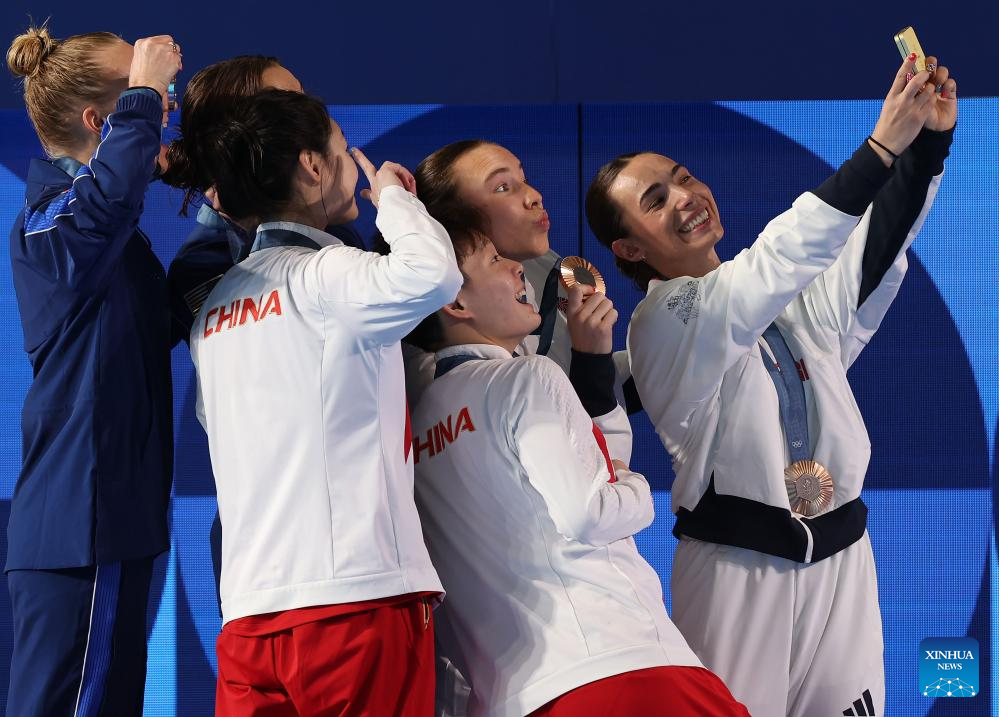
left=759, top=323, right=834, bottom=517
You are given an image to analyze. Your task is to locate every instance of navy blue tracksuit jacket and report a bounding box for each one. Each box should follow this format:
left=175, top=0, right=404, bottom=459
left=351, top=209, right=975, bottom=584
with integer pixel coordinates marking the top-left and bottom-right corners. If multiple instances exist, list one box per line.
left=6, top=88, right=173, bottom=571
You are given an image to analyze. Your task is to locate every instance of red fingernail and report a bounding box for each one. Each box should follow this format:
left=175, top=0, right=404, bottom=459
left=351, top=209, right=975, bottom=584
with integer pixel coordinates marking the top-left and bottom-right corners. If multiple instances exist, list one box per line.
left=908, top=52, right=917, bottom=61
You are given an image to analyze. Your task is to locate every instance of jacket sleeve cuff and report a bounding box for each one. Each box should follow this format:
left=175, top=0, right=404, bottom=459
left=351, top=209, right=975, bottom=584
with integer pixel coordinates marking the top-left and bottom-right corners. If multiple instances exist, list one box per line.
left=569, top=350, right=618, bottom=417
left=909, top=126, right=954, bottom=175
left=118, top=85, right=163, bottom=104
left=114, top=87, right=163, bottom=127
left=812, top=139, right=893, bottom=216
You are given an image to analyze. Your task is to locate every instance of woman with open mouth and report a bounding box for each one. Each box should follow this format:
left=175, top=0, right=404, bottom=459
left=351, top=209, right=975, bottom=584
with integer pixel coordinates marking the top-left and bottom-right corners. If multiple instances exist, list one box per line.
left=585, top=54, right=956, bottom=717
left=403, top=141, right=628, bottom=440
left=399, top=139, right=633, bottom=716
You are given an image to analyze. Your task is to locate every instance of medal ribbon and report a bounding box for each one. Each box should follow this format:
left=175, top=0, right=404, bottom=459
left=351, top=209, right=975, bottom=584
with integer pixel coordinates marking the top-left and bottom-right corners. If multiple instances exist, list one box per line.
left=759, top=323, right=810, bottom=464
left=530, top=263, right=561, bottom=356
left=434, top=354, right=483, bottom=379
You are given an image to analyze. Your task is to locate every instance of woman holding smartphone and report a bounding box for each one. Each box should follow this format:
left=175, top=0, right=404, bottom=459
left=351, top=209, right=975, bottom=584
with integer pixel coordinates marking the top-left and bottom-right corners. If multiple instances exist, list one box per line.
left=5, top=24, right=181, bottom=715
left=585, top=56, right=956, bottom=717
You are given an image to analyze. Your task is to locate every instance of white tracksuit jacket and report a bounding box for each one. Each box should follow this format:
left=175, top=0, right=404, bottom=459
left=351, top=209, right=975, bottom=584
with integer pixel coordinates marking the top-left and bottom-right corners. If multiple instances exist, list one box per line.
left=629, top=158, right=942, bottom=563
left=413, top=344, right=702, bottom=717
left=191, top=186, right=462, bottom=624
left=404, top=249, right=633, bottom=462
left=408, top=250, right=634, bottom=717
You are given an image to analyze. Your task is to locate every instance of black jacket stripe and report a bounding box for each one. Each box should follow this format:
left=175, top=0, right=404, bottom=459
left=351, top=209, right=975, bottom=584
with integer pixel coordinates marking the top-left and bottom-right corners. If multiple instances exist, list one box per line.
left=859, top=128, right=953, bottom=308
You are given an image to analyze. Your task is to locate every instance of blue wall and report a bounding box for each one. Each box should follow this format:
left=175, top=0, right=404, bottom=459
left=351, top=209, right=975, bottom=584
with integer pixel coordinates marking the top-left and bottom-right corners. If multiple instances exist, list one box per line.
left=2, top=1, right=998, bottom=108
left=1, top=97, right=996, bottom=715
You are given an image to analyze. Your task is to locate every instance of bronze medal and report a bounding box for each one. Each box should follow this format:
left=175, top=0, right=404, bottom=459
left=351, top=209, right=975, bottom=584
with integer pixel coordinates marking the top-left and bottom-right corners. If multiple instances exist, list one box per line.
left=784, top=460, right=834, bottom=517
left=558, top=256, right=606, bottom=296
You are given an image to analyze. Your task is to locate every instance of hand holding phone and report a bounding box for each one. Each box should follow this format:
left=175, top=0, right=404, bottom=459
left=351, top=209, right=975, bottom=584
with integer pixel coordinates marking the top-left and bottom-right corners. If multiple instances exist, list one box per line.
left=868, top=56, right=934, bottom=163
left=893, top=28, right=958, bottom=131
left=894, top=27, right=927, bottom=74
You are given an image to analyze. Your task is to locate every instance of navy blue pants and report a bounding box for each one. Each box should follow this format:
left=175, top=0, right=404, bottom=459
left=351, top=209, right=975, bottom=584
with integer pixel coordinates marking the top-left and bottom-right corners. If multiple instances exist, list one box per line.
left=6, top=557, right=154, bottom=717
left=211, top=510, right=222, bottom=615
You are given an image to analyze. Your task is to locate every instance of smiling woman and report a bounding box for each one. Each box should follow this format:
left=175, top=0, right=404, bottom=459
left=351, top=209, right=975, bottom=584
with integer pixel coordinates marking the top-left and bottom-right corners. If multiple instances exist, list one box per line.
left=586, top=55, right=958, bottom=717
left=586, top=152, right=726, bottom=290
left=394, top=135, right=636, bottom=717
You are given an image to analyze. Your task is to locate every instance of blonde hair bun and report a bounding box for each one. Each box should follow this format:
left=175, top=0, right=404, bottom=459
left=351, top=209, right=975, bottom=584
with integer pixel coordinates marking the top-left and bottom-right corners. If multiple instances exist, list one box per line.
left=7, top=25, right=57, bottom=79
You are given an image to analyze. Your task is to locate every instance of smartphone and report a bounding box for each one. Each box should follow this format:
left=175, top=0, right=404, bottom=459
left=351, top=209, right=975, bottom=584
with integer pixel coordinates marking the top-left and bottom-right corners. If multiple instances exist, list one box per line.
left=167, top=81, right=178, bottom=112
left=894, top=26, right=927, bottom=74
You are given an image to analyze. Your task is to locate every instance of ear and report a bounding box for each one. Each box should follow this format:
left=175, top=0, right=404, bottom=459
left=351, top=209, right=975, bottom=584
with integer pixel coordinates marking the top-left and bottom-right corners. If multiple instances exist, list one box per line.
left=611, top=237, right=645, bottom=264
left=440, top=289, right=472, bottom=321
left=81, top=106, right=104, bottom=137
left=297, top=149, right=323, bottom=185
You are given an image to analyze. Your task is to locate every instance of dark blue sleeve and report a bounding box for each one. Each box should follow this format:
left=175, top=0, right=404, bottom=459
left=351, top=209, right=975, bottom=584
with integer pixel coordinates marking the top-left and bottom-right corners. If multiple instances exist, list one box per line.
left=568, top=350, right=618, bottom=417
left=20, top=89, right=163, bottom=295
left=858, top=127, right=953, bottom=307
left=811, top=140, right=893, bottom=216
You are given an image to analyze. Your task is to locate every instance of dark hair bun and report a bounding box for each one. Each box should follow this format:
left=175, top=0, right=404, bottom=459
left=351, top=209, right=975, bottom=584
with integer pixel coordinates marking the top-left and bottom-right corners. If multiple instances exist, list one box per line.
left=205, top=90, right=332, bottom=222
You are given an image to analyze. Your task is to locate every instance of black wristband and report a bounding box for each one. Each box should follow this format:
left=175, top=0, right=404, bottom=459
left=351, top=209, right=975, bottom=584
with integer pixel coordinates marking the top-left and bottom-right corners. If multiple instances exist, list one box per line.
left=867, top=135, right=899, bottom=164
left=568, top=350, right=618, bottom=418
left=622, top=376, right=645, bottom=415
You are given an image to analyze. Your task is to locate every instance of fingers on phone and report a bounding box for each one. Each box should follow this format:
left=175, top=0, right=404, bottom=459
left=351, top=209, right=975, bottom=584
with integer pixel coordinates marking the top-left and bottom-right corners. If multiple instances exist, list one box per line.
left=904, top=70, right=931, bottom=98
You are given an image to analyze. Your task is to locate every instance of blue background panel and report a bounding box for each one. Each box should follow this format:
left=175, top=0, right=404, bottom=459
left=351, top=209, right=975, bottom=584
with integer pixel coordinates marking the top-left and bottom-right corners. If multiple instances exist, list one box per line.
left=0, top=99, right=995, bottom=715
left=2, top=1, right=998, bottom=107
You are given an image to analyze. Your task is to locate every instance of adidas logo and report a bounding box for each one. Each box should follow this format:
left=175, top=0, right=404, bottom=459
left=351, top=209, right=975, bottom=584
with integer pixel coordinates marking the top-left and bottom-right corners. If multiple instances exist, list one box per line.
left=842, top=689, right=876, bottom=715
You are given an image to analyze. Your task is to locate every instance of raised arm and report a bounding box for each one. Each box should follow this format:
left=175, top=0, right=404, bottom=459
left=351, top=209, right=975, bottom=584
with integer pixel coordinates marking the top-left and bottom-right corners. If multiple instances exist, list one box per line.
left=631, top=55, right=937, bottom=431
left=802, top=58, right=957, bottom=366
left=305, top=152, right=463, bottom=344
left=20, top=37, right=180, bottom=295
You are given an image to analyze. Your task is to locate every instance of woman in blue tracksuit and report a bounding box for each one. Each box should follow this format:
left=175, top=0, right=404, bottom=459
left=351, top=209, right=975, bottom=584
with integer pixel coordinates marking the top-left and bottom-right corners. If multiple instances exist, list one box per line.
left=5, top=25, right=181, bottom=716
left=165, top=55, right=366, bottom=343
left=165, top=55, right=300, bottom=342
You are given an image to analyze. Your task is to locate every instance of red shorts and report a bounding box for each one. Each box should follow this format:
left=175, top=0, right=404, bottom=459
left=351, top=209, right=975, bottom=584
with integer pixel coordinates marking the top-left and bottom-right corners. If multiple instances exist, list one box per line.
left=529, top=666, right=751, bottom=717
left=215, top=593, right=436, bottom=716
